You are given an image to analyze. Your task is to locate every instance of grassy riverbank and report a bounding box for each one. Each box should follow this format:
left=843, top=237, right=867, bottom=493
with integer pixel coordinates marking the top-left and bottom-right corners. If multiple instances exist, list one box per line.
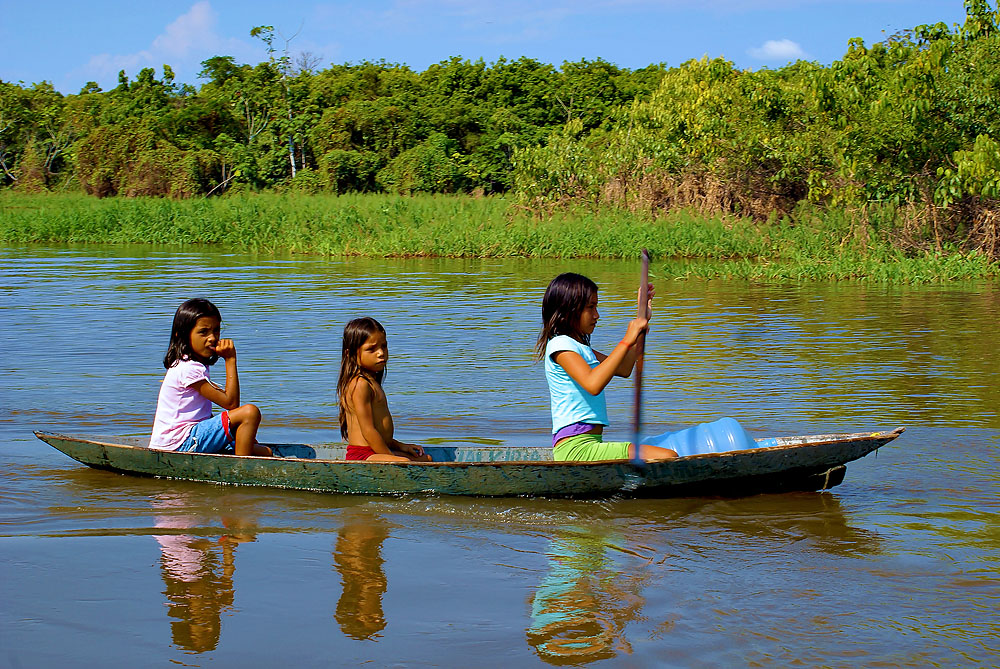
left=1, top=192, right=997, bottom=282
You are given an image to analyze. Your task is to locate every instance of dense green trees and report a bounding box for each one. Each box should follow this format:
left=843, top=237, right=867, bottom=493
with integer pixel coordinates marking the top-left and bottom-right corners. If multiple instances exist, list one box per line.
left=1, top=3, right=999, bottom=259
left=0, top=50, right=658, bottom=197
left=513, top=1, right=1000, bottom=257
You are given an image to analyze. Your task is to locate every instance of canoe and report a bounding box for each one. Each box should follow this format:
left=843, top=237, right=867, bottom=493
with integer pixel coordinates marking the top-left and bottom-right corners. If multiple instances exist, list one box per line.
left=33, top=427, right=904, bottom=497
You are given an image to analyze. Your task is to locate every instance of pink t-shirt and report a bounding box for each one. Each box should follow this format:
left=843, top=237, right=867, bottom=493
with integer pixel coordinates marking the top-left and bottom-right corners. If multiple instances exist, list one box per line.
left=149, top=358, right=214, bottom=451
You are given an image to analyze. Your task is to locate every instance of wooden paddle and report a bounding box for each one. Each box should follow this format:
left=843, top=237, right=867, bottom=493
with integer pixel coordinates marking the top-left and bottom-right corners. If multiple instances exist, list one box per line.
left=631, top=249, right=650, bottom=466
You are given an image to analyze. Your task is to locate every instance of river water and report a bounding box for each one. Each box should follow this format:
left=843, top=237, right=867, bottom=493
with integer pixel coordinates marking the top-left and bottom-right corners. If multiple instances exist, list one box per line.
left=1, top=246, right=998, bottom=666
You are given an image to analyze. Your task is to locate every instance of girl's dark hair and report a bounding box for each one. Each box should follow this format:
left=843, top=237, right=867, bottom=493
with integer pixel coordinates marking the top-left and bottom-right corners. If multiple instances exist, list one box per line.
left=163, top=298, right=222, bottom=369
left=535, top=272, right=598, bottom=358
left=338, top=317, right=387, bottom=439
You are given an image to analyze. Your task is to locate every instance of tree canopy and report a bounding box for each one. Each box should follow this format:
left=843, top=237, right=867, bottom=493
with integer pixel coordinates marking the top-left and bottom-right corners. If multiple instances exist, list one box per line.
left=0, top=49, right=661, bottom=197
left=0, top=4, right=998, bottom=257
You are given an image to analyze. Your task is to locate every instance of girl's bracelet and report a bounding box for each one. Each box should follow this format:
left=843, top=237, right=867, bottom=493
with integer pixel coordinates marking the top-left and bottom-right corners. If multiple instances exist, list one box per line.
left=619, top=338, right=634, bottom=349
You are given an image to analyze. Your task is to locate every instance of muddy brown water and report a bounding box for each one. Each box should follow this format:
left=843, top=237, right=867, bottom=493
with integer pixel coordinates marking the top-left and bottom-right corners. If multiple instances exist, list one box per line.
left=1, top=247, right=998, bottom=666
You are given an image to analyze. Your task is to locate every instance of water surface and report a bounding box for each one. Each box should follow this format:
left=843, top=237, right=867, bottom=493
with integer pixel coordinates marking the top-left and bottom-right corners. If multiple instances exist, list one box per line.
left=1, top=246, right=998, bottom=666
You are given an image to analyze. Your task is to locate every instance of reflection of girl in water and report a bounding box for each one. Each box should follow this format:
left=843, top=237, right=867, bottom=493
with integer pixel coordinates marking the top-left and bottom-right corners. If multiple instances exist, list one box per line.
left=153, top=494, right=256, bottom=653
left=528, top=527, right=644, bottom=664
left=333, top=512, right=390, bottom=640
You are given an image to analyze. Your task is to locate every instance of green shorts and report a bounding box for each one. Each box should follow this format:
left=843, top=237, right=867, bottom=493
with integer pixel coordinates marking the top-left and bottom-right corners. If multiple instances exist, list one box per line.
left=552, top=433, right=632, bottom=462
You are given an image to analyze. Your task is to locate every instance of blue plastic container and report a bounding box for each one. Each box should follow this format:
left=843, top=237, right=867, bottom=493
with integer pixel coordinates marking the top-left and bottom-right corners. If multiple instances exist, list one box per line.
left=645, top=417, right=777, bottom=457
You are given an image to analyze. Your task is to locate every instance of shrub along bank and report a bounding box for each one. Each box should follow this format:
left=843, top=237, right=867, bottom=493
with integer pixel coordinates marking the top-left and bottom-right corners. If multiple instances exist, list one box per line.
left=1, top=192, right=996, bottom=282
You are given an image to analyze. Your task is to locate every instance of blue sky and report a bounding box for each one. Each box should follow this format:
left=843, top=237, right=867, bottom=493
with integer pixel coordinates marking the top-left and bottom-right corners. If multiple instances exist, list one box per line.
left=1, top=0, right=969, bottom=94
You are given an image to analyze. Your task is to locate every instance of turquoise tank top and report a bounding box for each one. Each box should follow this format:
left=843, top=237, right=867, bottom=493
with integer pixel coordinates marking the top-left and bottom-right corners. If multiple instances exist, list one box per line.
left=544, top=335, right=609, bottom=434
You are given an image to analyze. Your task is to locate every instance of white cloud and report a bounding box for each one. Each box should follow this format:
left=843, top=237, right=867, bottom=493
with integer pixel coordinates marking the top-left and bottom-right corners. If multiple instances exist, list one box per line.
left=748, top=38, right=808, bottom=61
left=69, top=2, right=254, bottom=88
left=151, top=1, right=219, bottom=59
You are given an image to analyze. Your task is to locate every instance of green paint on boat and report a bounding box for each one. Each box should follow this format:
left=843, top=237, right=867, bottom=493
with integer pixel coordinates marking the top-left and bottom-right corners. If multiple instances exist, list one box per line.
left=34, top=428, right=905, bottom=498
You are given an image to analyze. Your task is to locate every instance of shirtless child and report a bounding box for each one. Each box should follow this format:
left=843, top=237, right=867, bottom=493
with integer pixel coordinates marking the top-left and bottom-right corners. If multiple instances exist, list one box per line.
left=336, top=317, right=431, bottom=462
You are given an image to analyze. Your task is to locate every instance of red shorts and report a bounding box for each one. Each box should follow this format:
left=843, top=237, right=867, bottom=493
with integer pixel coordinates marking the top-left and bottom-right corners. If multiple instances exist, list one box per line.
left=346, top=445, right=376, bottom=461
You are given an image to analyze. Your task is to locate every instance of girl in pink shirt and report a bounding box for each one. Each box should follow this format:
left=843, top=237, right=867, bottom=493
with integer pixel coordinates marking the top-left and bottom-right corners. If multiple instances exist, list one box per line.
left=149, top=298, right=271, bottom=457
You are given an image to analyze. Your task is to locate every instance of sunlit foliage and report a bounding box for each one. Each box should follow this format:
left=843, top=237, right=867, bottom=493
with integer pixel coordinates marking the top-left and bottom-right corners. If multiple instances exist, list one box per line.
left=1, top=4, right=999, bottom=260
left=513, top=1, right=1000, bottom=258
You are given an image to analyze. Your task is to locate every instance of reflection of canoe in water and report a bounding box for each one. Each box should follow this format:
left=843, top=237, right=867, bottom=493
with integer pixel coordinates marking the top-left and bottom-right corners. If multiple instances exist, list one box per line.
left=34, top=428, right=904, bottom=498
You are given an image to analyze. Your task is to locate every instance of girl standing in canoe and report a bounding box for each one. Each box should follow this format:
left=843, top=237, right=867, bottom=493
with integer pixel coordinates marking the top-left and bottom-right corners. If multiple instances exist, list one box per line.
left=149, top=298, right=271, bottom=456
left=338, top=317, right=431, bottom=462
left=537, top=273, right=677, bottom=462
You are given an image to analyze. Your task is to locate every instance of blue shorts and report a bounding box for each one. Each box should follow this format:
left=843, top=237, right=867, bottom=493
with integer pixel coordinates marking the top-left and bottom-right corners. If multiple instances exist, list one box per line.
left=177, top=412, right=233, bottom=453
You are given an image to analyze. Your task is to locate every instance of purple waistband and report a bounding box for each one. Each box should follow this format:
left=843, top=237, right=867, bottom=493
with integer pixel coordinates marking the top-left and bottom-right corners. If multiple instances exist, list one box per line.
left=552, top=422, right=600, bottom=447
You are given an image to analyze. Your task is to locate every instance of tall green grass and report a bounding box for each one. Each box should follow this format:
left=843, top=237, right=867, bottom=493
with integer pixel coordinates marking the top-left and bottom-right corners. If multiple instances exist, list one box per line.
left=1, top=192, right=997, bottom=282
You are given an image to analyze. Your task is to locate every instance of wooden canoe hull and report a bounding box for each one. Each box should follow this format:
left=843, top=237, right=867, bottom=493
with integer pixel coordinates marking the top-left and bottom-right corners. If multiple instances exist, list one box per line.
left=33, top=428, right=903, bottom=497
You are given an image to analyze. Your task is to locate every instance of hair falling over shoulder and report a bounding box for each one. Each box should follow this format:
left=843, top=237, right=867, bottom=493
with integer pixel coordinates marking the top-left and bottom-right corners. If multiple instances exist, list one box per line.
left=163, top=298, right=222, bottom=369
left=535, top=272, right=598, bottom=359
left=337, top=317, right=387, bottom=439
